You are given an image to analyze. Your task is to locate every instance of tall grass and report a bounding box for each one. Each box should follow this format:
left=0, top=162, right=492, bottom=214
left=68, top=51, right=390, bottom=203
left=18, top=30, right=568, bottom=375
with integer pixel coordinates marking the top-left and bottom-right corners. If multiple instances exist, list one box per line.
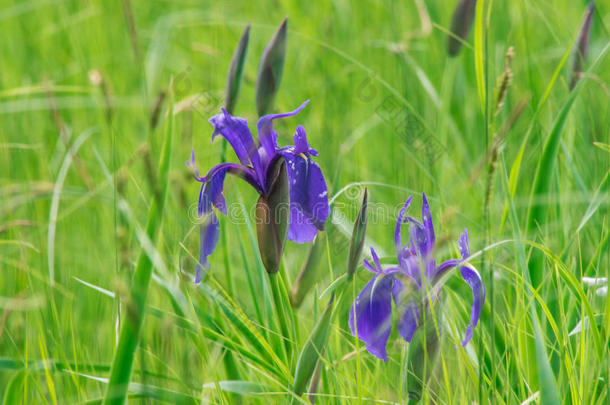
left=1, top=0, right=608, bottom=404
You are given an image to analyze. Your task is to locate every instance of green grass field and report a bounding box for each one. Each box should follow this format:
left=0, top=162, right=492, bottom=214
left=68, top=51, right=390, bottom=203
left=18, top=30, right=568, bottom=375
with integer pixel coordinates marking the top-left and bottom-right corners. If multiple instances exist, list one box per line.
left=1, top=0, right=608, bottom=403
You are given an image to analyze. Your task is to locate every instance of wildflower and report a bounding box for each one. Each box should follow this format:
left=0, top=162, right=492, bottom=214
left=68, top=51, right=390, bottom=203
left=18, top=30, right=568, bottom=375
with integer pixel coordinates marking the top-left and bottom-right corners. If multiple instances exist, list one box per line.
left=349, top=194, right=485, bottom=361
left=188, top=101, right=330, bottom=281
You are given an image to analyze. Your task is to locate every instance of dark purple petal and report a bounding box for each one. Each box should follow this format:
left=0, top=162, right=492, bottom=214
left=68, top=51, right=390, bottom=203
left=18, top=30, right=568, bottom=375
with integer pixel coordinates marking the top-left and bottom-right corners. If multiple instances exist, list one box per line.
left=349, top=275, right=394, bottom=361
left=195, top=182, right=221, bottom=283
left=394, top=196, right=413, bottom=264
left=201, top=162, right=263, bottom=195
left=459, top=263, right=485, bottom=346
left=282, top=154, right=329, bottom=243
left=209, top=108, right=264, bottom=182
left=392, top=278, right=419, bottom=342
left=194, top=163, right=263, bottom=282
left=256, top=100, right=309, bottom=162
left=459, top=228, right=470, bottom=259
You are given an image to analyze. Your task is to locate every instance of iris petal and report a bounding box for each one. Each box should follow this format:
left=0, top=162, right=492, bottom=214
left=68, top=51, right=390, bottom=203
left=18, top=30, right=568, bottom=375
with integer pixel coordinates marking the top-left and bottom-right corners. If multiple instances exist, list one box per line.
left=209, top=109, right=264, bottom=183
left=459, top=263, right=485, bottom=346
left=256, top=100, right=309, bottom=161
left=195, top=182, right=221, bottom=282
left=349, top=275, right=394, bottom=361
left=392, top=278, right=419, bottom=342
left=282, top=154, right=329, bottom=243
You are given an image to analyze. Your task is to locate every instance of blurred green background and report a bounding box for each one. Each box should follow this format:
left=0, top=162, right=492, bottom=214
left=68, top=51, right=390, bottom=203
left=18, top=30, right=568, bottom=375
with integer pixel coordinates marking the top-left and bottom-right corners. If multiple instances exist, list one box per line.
left=1, top=0, right=608, bottom=403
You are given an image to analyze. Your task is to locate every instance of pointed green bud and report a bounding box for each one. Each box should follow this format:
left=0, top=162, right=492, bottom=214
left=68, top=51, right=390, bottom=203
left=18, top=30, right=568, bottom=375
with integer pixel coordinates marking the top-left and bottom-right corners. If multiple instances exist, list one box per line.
left=290, top=231, right=327, bottom=308
left=224, top=24, right=250, bottom=115
left=292, top=295, right=334, bottom=400
left=406, top=302, right=442, bottom=403
left=447, top=0, right=477, bottom=56
left=255, top=158, right=289, bottom=273
left=346, top=188, right=368, bottom=280
left=570, top=2, right=594, bottom=90
left=256, top=18, right=287, bottom=117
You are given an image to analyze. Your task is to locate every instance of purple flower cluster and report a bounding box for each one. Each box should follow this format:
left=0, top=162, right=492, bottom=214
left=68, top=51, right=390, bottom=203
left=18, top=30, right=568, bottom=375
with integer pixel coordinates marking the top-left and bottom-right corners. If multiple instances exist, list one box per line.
left=349, top=194, right=485, bottom=360
left=188, top=101, right=330, bottom=282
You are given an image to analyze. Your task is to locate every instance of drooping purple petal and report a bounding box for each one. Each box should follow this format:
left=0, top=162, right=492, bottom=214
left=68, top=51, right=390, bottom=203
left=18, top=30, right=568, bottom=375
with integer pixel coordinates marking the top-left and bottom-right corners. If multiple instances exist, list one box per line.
left=459, top=263, right=485, bottom=346
left=392, top=278, right=419, bottom=342
left=256, top=100, right=309, bottom=163
left=193, top=163, right=261, bottom=282
left=459, top=228, right=470, bottom=259
left=394, top=196, right=413, bottom=263
left=200, top=162, right=263, bottom=195
left=430, top=258, right=459, bottom=282
left=196, top=210, right=220, bottom=283
left=195, top=182, right=221, bottom=283
left=349, top=275, right=394, bottom=361
left=209, top=109, right=264, bottom=183
left=282, top=154, right=329, bottom=243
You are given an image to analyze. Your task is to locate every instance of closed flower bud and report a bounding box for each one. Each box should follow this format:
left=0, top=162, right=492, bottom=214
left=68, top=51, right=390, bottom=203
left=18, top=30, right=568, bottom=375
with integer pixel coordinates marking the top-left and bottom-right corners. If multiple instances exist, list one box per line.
left=225, top=24, right=250, bottom=115
left=256, top=18, right=287, bottom=116
left=290, top=231, right=327, bottom=308
left=347, top=188, right=368, bottom=280
left=447, top=0, right=477, bottom=56
left=255, top=158, right=289, bottom=273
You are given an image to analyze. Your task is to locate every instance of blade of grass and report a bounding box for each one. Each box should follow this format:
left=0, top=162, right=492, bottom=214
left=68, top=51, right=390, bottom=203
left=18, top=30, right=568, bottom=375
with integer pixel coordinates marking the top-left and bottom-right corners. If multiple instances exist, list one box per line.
left=500, top=153, right=560, bottom=404
left=102, top=89, right=174, bottom=405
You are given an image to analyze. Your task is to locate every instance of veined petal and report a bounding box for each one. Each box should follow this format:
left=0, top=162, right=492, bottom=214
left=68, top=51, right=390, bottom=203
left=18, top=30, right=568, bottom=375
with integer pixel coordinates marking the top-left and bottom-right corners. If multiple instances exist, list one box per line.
left=349, top=275, right=394, bottom=361
left=257, top=100, right=309, bottom=161
left=459, top=263, right=485, bottom=346
left=209, top=109, right=264, bottom=182
left=392, top=278, right=419, bottom=342
left=282, top=154, right=329, bottom=243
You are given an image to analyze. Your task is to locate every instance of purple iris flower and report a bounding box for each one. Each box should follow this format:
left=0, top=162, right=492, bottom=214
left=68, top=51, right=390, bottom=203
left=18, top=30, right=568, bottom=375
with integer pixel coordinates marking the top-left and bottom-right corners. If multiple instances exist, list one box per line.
left=349, top=194, right=485, bottom=361
left=187, top=101, right=330, bottom=282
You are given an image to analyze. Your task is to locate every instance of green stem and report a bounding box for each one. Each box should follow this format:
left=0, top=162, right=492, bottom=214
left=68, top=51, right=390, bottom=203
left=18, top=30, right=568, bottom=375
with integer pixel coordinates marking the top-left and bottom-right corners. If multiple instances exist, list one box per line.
left=103, top=98, right=173, bottom=405
left=268, top=272, right=291, bottom=363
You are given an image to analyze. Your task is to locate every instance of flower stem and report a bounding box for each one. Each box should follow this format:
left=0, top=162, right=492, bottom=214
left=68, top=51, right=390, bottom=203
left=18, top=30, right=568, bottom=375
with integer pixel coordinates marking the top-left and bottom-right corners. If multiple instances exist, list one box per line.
left=268, top=271, right=291, bottom=363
